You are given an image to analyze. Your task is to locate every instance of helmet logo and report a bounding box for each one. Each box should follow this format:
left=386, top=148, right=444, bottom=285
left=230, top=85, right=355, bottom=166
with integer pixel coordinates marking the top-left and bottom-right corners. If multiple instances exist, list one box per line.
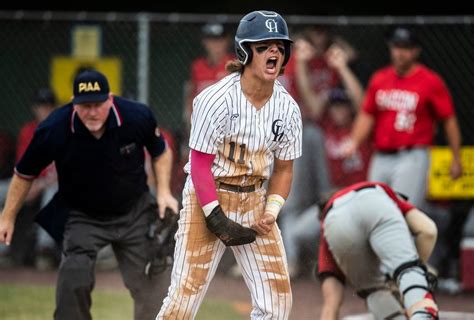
left=265, top=19, right=279, bottom=33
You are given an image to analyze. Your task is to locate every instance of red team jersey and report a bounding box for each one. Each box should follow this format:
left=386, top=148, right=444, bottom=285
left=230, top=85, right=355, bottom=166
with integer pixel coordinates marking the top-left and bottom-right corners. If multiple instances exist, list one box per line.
left=362, top=64, right=455, bottom=151
left=320, top=116, right=372, bottom=187
left=189, top=54, right=234, bottom=98
left=318, top=181, right=415, bottom=281
left=185, top=54, right=234, bottom=120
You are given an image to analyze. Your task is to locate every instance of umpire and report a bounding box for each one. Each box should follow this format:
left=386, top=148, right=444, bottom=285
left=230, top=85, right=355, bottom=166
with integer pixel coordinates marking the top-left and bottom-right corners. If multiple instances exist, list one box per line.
left=0, top=69, right=178, bottom=320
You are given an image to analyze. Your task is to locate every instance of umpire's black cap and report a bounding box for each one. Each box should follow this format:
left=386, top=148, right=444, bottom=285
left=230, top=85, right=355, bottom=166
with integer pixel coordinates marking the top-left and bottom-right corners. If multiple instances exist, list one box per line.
left=388, top=26, right=419, bottom=47
left=72, top=69, right=110, bottom=104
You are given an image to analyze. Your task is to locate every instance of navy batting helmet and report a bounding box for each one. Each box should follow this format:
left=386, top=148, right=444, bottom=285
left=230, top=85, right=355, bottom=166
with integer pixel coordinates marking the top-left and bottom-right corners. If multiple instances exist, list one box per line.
left=235, top=10, right=293, bottom=66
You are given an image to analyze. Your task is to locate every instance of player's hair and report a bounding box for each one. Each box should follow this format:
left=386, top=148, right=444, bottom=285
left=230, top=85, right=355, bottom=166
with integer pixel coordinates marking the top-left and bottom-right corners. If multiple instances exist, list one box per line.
left=226, top=59, right=244, bottom=73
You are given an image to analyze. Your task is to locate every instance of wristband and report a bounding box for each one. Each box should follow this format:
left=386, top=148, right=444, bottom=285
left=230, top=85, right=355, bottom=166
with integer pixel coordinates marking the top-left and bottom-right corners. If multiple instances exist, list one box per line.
left=202, top=200, right=219, bottom=217
left=265, top=194, right=285, bottom=220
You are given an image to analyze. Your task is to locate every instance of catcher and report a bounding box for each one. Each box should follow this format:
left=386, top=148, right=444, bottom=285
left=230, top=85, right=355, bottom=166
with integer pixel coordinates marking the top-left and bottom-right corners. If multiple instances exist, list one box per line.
left=317, top=181, right=439, bottom=320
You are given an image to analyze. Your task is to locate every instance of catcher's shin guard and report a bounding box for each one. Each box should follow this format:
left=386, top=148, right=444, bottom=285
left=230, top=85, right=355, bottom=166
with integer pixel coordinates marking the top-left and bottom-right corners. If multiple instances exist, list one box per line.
left=393, top=260, right=439, bottom=320
left=406, top=292, right=439, bottom=320
left=205, top=205, right=257, bottom=246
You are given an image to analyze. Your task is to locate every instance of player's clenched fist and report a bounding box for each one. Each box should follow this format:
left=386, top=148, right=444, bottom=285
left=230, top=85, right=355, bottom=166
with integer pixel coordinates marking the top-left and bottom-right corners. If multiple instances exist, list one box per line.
left=251, top=213, right=276, bottom=236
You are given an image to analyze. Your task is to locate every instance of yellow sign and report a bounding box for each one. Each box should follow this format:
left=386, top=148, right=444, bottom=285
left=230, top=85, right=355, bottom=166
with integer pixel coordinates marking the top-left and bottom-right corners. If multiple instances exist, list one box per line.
left=51, top=57, right=122, bottom=105
left=427, top=146, right=474, bottom=199
left=72, top=25, right=101, bottom=59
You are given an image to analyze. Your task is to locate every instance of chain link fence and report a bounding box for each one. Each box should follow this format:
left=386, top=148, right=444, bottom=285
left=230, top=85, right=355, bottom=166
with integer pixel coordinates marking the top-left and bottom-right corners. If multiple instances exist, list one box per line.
left=1, top=12, right=474, bottom=195
left=1, top=12, right=473, bottom=142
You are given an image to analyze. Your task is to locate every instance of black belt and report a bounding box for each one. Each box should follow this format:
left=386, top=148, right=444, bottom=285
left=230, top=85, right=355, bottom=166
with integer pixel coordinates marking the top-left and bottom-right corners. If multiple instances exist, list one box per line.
left=216, top=181, right=262, bottom=193
left=377, top=146, right=425, bottom=154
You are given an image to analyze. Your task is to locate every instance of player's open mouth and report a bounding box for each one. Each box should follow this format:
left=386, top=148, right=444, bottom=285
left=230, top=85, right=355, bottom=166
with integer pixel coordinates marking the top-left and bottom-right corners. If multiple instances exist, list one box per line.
left=266, top=58, right=278, bottom=72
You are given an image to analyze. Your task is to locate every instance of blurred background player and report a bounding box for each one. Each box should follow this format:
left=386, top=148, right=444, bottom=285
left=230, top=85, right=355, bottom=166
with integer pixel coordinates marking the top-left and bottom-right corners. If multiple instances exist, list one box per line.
left=318, top=181, right=439, bottom=319
left=7, top=88, right=59, bottom=269
left=183, top=21, right=234, bottom=128
left=343, top=26, right=462, bottom=209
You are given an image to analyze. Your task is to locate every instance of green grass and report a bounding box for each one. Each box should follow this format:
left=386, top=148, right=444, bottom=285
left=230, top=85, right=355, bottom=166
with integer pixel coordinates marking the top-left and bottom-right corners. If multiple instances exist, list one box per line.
left=0, top=284, right=244, bottom=320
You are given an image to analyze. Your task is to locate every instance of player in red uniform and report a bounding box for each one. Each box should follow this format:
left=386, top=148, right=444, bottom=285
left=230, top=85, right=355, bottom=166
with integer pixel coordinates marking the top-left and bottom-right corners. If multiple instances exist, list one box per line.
left=318, top=181, right=439, bottom=319
left=344, top=26, right=462, bottom=207
left=183, top=22, right=234, bottom=127
left=320, top=89, right=372, bottom=188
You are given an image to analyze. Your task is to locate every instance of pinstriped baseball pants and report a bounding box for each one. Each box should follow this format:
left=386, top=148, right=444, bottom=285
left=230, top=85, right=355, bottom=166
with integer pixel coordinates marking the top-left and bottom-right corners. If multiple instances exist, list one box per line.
left=157, top=177, right=292, bottom=319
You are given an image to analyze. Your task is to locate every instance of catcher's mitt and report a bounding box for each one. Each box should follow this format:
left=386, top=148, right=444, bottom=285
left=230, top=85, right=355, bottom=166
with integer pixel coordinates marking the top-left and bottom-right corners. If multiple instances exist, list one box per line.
left=144, top=208, right=179, bottom=278
left=205, top=205, right=257, bottom=246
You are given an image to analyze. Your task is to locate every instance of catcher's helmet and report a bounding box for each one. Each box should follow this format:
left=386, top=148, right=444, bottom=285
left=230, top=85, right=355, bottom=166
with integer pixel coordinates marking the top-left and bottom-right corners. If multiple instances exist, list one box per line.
left=235, top=10, right=293, bottom=66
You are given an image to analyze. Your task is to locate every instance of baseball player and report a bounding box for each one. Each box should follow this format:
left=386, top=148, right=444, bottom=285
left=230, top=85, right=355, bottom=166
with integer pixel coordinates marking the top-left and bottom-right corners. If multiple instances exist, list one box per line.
left=184, top=22, right=234, bottom=126
left=343, top=26, right=462, bottom=208
left=157, top=10, right=302, bottom=319
left=318, top=181, right=439, bottom=319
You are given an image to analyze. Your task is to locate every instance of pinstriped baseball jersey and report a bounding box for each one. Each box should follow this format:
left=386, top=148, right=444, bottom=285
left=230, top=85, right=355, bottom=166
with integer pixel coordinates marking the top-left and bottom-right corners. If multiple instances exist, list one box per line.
left=185, top=73, right=302, bottom=185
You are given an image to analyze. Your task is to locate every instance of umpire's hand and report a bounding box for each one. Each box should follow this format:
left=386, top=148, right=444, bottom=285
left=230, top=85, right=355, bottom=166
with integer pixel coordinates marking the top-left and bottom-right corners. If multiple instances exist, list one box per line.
left=156, top=192, right=179, bottom=219
left=0, top=213, right=15, bottom=246
left=251, top=213, right=276, bottom=236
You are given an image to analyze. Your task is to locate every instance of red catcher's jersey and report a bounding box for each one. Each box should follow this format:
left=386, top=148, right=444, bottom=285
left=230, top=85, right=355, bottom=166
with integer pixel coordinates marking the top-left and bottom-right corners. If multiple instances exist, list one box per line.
left=317, top=181, right=415, bottom=282
left=362, top=64, right=454, bottom=151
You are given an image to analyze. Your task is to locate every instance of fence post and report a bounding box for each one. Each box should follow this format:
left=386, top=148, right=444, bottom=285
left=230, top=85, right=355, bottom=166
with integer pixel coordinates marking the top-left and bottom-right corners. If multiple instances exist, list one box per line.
left=137, top=13, right=150, bottom=105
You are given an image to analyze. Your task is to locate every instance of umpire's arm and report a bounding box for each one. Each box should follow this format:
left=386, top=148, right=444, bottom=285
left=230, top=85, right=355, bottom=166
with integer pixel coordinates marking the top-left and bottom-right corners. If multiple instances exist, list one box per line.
left=152, top=146, right=179, bottom=219
left=0, top=175, right=34, bottom=245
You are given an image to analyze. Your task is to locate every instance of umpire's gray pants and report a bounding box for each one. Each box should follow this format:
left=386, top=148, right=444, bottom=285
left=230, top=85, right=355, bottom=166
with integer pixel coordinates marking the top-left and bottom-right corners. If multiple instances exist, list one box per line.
left=324, top=185, right=419, bottom=292
left=54, top=192, right=169, bottom=320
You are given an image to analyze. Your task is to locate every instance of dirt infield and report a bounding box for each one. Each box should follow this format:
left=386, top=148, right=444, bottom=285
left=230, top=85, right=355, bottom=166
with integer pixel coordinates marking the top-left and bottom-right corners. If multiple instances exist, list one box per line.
left=1, top=267, right=473, bottom=319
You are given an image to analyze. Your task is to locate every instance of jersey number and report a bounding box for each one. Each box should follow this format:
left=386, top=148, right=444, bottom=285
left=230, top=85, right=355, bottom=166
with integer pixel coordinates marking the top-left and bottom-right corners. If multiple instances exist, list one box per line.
left=394, top=111, right=416, bottom=132
left=228, top=142, right=246, bottom=164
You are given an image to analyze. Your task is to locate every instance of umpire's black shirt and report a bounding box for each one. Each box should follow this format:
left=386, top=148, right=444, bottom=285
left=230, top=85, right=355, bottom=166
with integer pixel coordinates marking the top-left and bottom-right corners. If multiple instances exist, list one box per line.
left=15, top=96, right=166, bottom=218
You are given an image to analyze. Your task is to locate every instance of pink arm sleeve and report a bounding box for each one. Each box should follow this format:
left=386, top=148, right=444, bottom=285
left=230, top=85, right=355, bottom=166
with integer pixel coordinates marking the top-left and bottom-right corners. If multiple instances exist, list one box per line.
left=191, top=149, right=218, bottom=207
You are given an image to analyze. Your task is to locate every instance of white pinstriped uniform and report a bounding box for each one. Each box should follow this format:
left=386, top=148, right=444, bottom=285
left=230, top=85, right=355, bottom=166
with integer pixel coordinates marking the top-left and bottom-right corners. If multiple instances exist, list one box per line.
left=157, top=73, right=302, bottom=319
